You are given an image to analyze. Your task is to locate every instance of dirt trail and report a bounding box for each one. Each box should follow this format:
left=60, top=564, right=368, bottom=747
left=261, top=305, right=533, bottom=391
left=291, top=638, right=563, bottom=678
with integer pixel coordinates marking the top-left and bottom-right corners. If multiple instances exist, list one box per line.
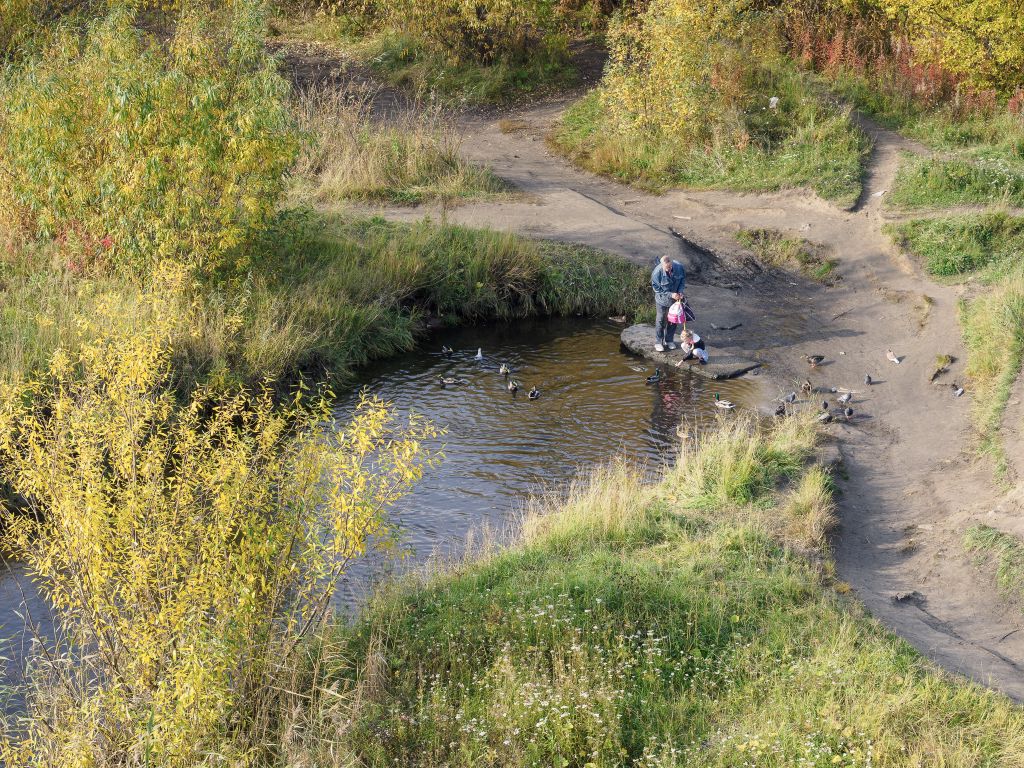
left=286, top=47, right=1024, bottom=698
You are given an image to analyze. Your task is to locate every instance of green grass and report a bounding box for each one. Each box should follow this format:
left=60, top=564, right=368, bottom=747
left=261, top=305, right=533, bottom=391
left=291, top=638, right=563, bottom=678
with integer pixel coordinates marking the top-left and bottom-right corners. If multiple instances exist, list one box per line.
left=814, top=68, right=1024, bottom=210
left=886, top=213, right=1024, bottom=277
left=279, top=416, right=1024, bottom=767
left=736, top=228, right=838, bottom=284
left=0, top=214, right=648, bottom=392
left=886, top=214, right=1024, bottom=473
left=550, top=74, right=869, bottom=207
left=887, top=155, right=1024, bottom=210
left=965, top=524, right=1024, bottom=606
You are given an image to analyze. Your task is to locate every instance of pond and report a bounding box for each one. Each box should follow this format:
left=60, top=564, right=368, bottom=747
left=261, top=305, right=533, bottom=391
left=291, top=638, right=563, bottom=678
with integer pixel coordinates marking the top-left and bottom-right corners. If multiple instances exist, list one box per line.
left=0, top=317, right=759, bottom=701
left=333, top=317, right=759, bottom=608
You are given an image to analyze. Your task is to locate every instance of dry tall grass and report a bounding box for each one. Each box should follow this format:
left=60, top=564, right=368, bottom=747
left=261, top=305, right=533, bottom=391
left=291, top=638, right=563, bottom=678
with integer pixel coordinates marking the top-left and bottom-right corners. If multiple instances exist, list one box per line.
left=292, top=85, right=506, bottom=205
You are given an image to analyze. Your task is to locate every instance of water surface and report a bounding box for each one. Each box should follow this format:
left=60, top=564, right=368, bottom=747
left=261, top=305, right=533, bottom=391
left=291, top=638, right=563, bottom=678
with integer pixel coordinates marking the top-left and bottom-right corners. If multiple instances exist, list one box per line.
left=333, top=318, right=758, bottom=606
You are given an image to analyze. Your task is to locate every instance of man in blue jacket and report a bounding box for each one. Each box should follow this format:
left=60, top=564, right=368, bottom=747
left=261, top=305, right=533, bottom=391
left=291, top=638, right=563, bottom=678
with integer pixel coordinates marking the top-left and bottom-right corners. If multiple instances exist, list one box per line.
left=651, top=254, right=685, bottom=352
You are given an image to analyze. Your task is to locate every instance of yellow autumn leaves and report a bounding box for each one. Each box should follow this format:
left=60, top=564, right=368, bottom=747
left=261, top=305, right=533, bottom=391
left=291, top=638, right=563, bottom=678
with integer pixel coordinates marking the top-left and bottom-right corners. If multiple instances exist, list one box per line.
left=0, top=1, right=298, bottom=278
left=0, top=268, right=440, bottom=764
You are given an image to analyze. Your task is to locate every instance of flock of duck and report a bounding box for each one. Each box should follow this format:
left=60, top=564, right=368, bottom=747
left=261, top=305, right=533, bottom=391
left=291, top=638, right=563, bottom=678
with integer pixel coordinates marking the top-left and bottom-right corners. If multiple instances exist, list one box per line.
left=638, top=347, right=966, bottom=421
left=437, top=346, right=540, bottom=399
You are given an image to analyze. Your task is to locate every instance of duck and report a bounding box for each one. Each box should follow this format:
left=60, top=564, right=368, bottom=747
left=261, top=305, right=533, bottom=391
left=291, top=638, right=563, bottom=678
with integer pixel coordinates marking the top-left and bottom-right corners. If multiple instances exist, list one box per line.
left=441, top=345, right=454, bottom=357
left=714, top=393, right=736, bottom=409
left=645, top=368, right=663, bottom=385
left=837, top=392, right=853, bottom=405
left=438, top=376, right=467, bottom=387
left=474, top=348, right=484, bottom=361
left=951, top=382, right=965, bottom=398
left=608, top=315, right=627, bottom=324
left=864, top=374, right=873, bottom=386
left=508, top=379, right=521, bottom=393
left=499, top=362, right=511, bottom=376
left=806, top=355, right=825, bottom=368
left=782, top=391, right=797, bottom=404
left=886, top=349, right=901, bottom=365
left=800, top=379, right=813, bottom=396
left=528, top=386, right=540, bottom=400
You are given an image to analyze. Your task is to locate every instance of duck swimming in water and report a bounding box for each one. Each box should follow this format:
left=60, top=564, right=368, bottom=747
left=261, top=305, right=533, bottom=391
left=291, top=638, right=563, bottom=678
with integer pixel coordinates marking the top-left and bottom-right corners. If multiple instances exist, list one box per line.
left=508, top=379, right=521, bottom=393
left=714, top=393, right=736, bottom=409
left=441, top=345, right=454, bottom=357
left=499, top=362, right=511, bottom=376
left=474, top=348, right=484, bottom=361
left=438, top=376, right=467, bottom=388
left=645, top=368, right=663, bottom=385
left=528, top=386, right=540, bottom=400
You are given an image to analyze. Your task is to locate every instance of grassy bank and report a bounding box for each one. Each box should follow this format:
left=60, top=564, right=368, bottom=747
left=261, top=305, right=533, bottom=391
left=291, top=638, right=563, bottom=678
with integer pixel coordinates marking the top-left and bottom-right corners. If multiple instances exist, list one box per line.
left=279, top=416, right=1024, bottom=766
left=965, top=524, right=1024, bottom=608
left=887, top=214, right=1024, bottom=473
left=817, top=70, right=1024, bottom=211
left=0, top=214, right=649, bottom=392
left=551, top=82, right=868, bottom=207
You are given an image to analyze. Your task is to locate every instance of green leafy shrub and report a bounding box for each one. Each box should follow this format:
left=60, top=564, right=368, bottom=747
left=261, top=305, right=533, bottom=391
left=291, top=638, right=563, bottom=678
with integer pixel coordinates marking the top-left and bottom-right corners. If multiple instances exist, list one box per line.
left=0, top=2, right=298, bottom=278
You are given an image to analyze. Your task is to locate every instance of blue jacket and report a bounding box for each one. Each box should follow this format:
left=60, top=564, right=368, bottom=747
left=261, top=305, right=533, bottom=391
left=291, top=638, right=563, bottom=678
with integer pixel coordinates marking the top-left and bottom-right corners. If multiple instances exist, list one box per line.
left=651, top=261, right=685, bottom=307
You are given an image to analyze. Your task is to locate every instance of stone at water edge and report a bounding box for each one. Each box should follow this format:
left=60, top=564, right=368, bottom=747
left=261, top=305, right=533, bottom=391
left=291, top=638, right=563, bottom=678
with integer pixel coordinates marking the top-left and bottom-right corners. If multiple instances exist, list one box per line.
left=619, top=324, right=762, bottom=381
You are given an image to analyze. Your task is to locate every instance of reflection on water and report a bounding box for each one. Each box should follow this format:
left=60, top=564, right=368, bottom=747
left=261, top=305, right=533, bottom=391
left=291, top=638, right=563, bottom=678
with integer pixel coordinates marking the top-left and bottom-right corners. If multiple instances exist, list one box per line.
left=333, top=317, right=758, bottom=608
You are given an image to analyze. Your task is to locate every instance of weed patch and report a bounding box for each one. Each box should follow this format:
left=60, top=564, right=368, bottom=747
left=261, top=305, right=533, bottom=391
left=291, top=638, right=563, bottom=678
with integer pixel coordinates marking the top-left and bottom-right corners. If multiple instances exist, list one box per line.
left=736, top=228, right=838, bottom=283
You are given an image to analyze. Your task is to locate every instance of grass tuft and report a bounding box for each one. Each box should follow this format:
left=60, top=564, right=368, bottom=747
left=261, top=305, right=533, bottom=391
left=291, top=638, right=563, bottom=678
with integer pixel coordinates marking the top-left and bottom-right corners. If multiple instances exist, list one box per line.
left=965, top=524, right=1024, bottom=606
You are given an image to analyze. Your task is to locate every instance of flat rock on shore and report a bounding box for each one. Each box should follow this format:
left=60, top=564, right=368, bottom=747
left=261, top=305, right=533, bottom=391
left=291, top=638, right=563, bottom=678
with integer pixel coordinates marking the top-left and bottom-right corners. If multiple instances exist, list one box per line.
left=620, top=324, right=762, bottom=380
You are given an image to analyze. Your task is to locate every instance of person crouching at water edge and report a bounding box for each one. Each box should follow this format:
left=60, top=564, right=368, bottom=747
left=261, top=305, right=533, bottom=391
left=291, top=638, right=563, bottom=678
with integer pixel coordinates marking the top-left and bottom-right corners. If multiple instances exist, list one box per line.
left=651, top=254, right=685, bottom=352
left=677, top=329, right=708, bottom=365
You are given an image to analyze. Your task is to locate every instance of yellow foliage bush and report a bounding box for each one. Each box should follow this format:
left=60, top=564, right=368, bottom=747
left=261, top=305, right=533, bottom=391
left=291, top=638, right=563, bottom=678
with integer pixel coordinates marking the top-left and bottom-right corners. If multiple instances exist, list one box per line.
left=0, top=265, right=439, bottom=766
left=0, top=1, right=298, bottom=278
left=879, top=0, right=1024, bottom=92
left=601, top=0, right=780, bottom=146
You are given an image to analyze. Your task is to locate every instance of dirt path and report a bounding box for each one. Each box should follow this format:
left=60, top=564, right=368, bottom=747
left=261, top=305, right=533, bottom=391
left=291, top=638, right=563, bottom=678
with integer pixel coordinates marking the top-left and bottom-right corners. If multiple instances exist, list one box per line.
left=284, top=47, right=1024, bottom=699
